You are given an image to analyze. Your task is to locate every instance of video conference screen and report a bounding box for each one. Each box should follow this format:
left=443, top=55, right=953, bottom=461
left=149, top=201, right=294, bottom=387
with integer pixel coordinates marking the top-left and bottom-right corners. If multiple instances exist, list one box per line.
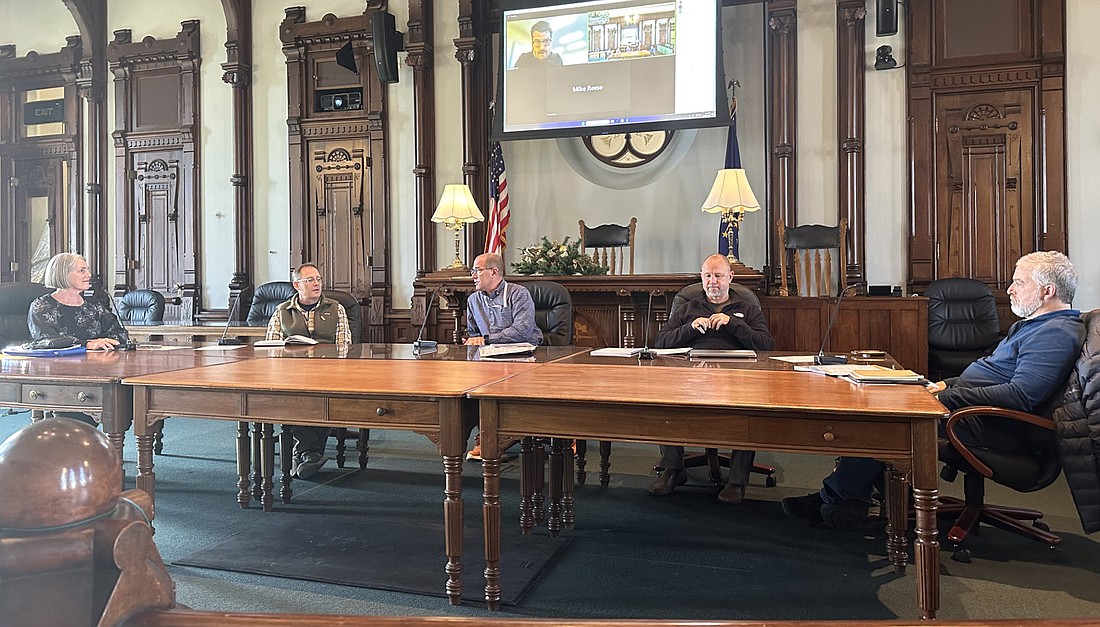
left=496, top=0, right=722, bottom=140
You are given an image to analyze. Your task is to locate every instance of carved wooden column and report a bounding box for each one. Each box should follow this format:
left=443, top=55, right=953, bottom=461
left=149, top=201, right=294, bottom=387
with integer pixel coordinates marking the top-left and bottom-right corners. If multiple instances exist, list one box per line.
left=1037, top=0, right=1067, bottom=253
left=837, top=1, right=866, bottom=286
left=455, top=0, right=490, bottom=264
left=221, top=0, right=255, bottom=319
left=765, top=0, right=797, bottom=290
left=407, top=0, right=436, bottom=278
left=64, top=0, right=108, bottom=296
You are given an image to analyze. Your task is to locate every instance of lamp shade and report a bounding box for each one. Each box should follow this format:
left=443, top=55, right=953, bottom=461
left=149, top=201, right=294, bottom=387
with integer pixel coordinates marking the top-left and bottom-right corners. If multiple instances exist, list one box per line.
left=432, top=184, right=484, bottom=223
left=700, top=169, right=760, bottom=214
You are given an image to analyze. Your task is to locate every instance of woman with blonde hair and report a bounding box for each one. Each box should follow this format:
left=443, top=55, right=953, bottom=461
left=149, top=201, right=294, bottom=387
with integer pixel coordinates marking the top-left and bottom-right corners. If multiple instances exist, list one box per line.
left=28, top=252, right=129, bottom=351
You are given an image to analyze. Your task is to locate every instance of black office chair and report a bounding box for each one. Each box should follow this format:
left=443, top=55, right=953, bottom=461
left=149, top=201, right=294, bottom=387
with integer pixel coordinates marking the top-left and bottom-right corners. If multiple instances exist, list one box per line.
left=925, top=277, right=1001, bottom=381
left=245, top=281, right=296, bottom=326
left=320, top=290, right=367, bottom=469
left=0, top=282, right=51, bottom=348
left=526, top=280, right=573, bottom=345
left=115, top=289, right=166, bottom=323
left=935, top=309, right=1100, bottom=563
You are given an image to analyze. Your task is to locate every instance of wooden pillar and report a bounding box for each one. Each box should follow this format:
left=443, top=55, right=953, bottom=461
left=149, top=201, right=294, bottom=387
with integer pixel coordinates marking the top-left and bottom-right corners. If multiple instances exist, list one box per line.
left=221, top=0, right=255, bottom=319
left=455, top=0, right=490, bottom=265
left=837, top=1, right=866, bottom=286
left=766, top=0, right=797, bottom=289
left=407, top=0, right=436, bottom=277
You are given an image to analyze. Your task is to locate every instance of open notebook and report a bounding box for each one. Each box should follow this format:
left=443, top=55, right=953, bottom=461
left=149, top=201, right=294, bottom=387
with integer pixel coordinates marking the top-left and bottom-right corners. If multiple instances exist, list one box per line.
left=253, top=335, right=319, bottom=347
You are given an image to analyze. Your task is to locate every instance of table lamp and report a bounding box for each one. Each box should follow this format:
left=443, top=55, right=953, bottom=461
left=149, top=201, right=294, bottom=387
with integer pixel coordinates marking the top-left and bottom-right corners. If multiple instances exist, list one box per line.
left=432, top=184, right=485, bottom=270
left=701, top=168, right=760, bottom=264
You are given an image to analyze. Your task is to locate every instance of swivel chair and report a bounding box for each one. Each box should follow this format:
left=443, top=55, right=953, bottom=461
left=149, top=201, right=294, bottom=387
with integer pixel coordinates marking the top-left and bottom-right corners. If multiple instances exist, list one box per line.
left=926, top=277, right=1001, bottom=381
left=115, top=289, right=166, bottom=323
left=245, top=281, right=296, bottom=326
left=0, top=283, right=51, bottom=347
left=936, top=309, right=1100, bottom=563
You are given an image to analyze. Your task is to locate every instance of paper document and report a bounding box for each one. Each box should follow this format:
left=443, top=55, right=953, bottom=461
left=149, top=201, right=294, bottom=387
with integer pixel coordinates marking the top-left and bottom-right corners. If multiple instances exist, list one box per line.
left=589, top=347, right=642, bottom=357
left=690, top=349, right=756, bottom=359
left=195, top=344, right=247, bottom=351
left=769, top=355, right=818, bottom=364
left=478, top=342, right=538, bottom=357
left=794, top=364, right=872, bottom=377
left=651, top=347, right=692, bottom=356
left=254, top=335, right=318, bottom=347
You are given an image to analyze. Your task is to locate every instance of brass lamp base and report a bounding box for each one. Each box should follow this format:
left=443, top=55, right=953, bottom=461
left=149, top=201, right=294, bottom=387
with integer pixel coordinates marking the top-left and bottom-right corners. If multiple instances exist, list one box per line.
left=441, top=222, right=468, bottom=271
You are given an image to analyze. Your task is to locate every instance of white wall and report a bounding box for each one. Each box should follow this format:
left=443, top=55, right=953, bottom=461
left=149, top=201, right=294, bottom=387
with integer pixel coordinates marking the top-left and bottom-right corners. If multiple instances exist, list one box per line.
left=5, top=0, right=1098, bottom=313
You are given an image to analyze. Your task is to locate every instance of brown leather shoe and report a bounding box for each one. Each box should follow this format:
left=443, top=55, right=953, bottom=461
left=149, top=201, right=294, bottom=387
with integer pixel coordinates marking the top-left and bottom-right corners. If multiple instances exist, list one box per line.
left=649, top=469, right=688, bottom=496
left=717, top=483, right=746, bottom=504
left=465, top=435, right=482, bottom=461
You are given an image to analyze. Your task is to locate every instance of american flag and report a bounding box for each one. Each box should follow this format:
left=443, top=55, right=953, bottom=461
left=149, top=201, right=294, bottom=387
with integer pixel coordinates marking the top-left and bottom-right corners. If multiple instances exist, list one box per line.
left=484, top=141, right=510, bottom=256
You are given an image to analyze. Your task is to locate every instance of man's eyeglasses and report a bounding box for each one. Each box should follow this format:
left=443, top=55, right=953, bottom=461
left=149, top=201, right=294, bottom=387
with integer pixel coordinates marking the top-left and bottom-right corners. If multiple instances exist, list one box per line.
left=471, top=267, right=494, bottom=275
left=297, top=276, right=323, bottom=285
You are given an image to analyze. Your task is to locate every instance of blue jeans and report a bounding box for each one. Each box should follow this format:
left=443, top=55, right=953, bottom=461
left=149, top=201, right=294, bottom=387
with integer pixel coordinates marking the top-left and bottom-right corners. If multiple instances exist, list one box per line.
left=819, top=412, right=1049, bottom=504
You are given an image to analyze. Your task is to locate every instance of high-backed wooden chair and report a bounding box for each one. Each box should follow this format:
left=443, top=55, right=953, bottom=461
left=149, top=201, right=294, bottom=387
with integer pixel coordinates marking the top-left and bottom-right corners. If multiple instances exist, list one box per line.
left=579, top=217, right=636, bottom=275
left=777, top=218, right=848, bottom=297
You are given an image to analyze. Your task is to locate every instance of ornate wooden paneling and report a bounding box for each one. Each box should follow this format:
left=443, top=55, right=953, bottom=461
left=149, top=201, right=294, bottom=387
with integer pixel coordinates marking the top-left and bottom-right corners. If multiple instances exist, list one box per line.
left=220, top=0, right=255, bottom=317
left=836, top=1, right=866, bottom=286
left=281, top=7, right=390, bottom=342
left=0, top=38, right=83, bottom=284
left=765, top=0, right=798, bottom=288
left=907, top=0, right=1066, bottom=294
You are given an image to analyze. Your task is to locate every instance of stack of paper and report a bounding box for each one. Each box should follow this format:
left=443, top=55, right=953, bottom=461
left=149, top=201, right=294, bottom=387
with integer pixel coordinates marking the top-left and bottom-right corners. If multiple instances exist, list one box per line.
left=589, top=347, right=642, bottom=357
left=845, top=368, right=925, bottom=384
left=478, top=342, right=538, bottom=358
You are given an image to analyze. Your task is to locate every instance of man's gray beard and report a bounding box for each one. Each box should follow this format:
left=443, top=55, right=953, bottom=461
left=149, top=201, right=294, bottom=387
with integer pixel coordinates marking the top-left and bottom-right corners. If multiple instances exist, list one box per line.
left=1011, top=297, right=1041, bottom=319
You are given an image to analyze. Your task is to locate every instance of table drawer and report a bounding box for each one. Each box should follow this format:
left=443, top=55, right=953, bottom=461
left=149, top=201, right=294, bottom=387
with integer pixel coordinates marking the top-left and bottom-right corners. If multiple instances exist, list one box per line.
left=329, top=398, right=438, bottom=427
left=752, top=417, right=910, bottom=453
left=20, top=383, right=101, bottom=408
left=0, top=382, right=19, bottom=404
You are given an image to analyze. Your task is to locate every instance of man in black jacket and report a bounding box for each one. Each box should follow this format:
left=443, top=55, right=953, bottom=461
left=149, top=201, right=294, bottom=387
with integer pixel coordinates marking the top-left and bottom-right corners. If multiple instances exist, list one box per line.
left=649, top=254, right=774, bottom=503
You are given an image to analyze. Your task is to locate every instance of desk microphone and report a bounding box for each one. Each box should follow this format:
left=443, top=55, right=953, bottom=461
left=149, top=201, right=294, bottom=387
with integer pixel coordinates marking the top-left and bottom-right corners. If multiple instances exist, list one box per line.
left=218, top=290, right=245, bottom=346
left=412, top=284, right=445, bottom=354
left=814, top=283, right=861, bottom=365
left=638, top=290, right=656, bottom=360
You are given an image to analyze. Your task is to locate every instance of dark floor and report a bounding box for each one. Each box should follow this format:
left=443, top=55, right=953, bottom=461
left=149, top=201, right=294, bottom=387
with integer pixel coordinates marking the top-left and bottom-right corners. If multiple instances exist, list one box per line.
left=3, top=411, right=1100, bottom=621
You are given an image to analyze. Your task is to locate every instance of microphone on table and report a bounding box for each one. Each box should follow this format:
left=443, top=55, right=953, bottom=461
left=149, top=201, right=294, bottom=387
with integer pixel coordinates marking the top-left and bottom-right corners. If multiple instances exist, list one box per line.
left=814, top=283, right=861, bottom=365
left=218, top=290, right=245, bottom=346
left=413, top=284, right=445, bottom=354
left=638, top=290, right=656, bottom=360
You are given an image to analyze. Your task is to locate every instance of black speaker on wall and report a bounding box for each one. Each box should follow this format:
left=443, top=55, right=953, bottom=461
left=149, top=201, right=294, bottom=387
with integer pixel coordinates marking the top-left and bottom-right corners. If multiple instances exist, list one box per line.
left=876, top=0, right=898, bottom=37
left=371, top=11, right=404, bottom=84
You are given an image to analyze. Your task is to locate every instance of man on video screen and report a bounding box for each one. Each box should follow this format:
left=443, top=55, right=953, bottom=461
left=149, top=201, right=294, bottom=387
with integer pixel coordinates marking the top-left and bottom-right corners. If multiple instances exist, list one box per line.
left=513, top=20, right=563, bottom=68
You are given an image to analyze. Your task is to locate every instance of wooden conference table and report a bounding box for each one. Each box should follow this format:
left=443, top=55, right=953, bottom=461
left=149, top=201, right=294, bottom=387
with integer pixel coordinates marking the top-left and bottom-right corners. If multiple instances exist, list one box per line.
left=470, top=354, right=950, bottom=619
left=0, top=346, right=247, bottom=463
left=122, top=343, right=581, bottom=605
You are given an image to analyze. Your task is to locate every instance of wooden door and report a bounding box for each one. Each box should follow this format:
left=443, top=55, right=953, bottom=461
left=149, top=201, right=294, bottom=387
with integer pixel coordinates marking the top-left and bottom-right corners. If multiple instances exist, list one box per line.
left=12, top=157, right=68, bottom=283
left=934, top=89, right=1034, bottom=285
left=307, top=140, right=369, bottom=298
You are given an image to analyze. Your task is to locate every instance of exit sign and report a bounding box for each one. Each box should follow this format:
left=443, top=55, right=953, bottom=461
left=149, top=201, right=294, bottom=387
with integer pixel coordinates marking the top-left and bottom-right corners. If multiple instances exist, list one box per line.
left=23, top=98, right=65, bottom=124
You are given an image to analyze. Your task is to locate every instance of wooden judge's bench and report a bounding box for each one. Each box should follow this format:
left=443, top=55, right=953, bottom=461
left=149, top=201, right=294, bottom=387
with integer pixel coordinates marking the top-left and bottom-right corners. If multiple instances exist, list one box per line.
left=418, top=269, right=928, bottom=374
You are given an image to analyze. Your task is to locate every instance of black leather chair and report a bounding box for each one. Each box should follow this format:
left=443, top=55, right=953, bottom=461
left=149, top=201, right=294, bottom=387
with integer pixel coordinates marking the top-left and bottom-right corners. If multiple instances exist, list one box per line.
left=926, top=277, right=1001, bottom=381
left=0, top=282, right=51, bottom=348
left=526, top=280, right=573, bottom=345
left=245, top=281, right=296, bottom=326
left=115, top=289, right=166, bottom=323
left=935, top=309, right=1099, bottom=563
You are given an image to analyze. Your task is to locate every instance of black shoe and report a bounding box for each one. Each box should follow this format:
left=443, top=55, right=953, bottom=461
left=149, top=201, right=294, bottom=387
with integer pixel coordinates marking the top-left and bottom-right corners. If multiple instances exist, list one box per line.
left=781, top=492, right=825, bottom=526
left=649, top=469, right=688, bottom=496
left=820, top=499, right=876, bottom=531
left=293, top=452, right=328, bottom=479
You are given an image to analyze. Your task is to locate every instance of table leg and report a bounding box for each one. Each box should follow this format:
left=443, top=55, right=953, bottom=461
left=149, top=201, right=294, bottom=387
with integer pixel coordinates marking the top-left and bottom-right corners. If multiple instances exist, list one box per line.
left=563, top=441, right=575, bottom=530
left=103, top=385, right=131, bottom=490
left=532, top=443, right=546, bottom=523
left=259, top=423, right=275, bottom=512
left=441, top=398, right=464, bottom=606
left=599, top=440, right=612, bottom=487
left=547, top=438, right=564, bottom=537
left=236, top=421, right=251, bottom=509
left=912, top=421, right=941, bottom=619
left=885, top=466, right=909, bottom=574
left=519, top=437, right=535, bottom=535
left=135, top=419, right=158, bottom=503
left=574, top=439, right=588, bottom=485
left=480, top=400, right=502, bottom=611
left=280, top=424, right=294, bottom=504
left=250, top=422, right=263, bottom=501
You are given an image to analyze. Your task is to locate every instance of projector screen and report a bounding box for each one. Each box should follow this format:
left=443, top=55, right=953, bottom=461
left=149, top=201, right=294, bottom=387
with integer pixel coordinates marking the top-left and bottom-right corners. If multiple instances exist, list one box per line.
left=493, top=0, right=725, bottom=141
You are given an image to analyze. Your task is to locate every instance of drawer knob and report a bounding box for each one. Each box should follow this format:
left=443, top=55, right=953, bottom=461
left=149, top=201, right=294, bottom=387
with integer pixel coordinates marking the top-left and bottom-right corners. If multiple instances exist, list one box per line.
left=823, top=432, right=835, bottom=441
left=376, top=407, right=387, bottom=416
left=77, top=392, right=89, bottom=402
left=28, top=389, right=40, bottom=400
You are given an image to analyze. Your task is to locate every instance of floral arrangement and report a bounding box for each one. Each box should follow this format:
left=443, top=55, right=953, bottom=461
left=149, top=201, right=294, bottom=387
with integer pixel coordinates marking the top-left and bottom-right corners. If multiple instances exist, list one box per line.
left=511, top=236, right=608, bottom=276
